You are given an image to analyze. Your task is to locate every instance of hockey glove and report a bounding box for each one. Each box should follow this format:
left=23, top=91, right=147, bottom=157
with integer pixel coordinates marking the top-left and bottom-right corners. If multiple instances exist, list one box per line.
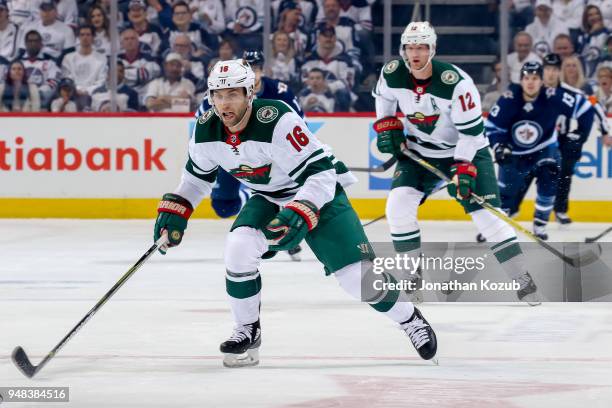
left=154, top=193, right=194, bottom=254
left=263, top=200, right=319, bottom=251
left=493, top=143, right=513, bottom=165
left=448, top=162, right=477, bottom=201
left=374, top=116, right=405, bottom=155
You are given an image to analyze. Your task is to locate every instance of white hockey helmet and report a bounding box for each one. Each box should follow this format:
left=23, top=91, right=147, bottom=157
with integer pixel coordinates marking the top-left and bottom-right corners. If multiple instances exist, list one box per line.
left=207, top=59, right=256, bottom=112
left=399, top=21, right=437, bottom=72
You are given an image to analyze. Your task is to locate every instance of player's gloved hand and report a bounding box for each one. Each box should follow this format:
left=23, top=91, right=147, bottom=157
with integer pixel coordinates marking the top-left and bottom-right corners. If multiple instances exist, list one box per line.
left=154, top=193, right=194, bottom=254
left=493, top=143, right=513, bottom=165
left=374, top=116, right=405, bottom=155
left=263, top=200, right=319, bottom=251
left=447, top=162, right=477, bottom=201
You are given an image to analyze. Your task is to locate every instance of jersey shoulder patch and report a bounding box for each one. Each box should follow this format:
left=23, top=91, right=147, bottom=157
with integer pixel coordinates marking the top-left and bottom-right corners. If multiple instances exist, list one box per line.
left=382, top=59, right=410, bottom=88
left=428, top=60, right=465, bottom=100
left=243, top=99, right=296, bottom=143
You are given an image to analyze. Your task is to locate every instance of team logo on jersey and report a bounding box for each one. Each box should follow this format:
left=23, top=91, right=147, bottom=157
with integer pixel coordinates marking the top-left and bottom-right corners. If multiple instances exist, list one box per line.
left=229, top=164, right=272, bottom=184
left=256, top=106, right=279, bottom=123
left=441, top=70, right=459, bottom=85
left=511, top=120, right=543, bottom=148
left=384, top=60, right=399, bottom=74
left=407, top=112, right=440, bottom=135
left=235, top=6, right=257, bottom=29
left=198, top=110, right=214, bottom=124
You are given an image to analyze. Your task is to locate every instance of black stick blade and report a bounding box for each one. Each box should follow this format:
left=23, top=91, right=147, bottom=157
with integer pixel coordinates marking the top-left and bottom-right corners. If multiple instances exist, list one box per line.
left=12, top=346, right=37, bottom=378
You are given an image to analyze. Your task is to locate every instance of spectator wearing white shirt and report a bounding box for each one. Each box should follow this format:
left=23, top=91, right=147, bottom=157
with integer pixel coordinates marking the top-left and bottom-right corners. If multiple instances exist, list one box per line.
left=298, top=67, right=337, bottom=112
left=145, top=52, right=195, bottom=112
left=189, top=0, right=225, bottom=35
left=169, top=32, right=205, bottom=87
left=55, top=0, right=78, bottom=28
left=61, top=25, right=108, bottom=111
left=526, top=0, right=569, bottom=57
left=50, top=77, right=77, bottom=112
left=20, top=0, right=75, bottom=62
left=588, top=0, right=612, bottom=28
left=225, top=0, right=264, bottom=52
left=85, top=4, right=113, bottom=56
left=507, top=31, right=543, bottom=83
left=0, top=0, right=19, bottom=61
left=552, top=0, right=586, bottom=40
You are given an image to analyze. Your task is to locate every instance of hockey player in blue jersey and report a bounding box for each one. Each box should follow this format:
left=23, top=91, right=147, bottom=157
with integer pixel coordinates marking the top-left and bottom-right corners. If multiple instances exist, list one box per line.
left=485, top=61, right=594, bottom=240
left=194, top=50, right=305, bottom=260
left=541, top=53, right=610, bottom=224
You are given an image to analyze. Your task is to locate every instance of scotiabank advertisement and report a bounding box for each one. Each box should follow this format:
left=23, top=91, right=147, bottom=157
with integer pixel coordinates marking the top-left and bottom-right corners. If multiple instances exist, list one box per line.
left=0, top=114, right=610, bottom=201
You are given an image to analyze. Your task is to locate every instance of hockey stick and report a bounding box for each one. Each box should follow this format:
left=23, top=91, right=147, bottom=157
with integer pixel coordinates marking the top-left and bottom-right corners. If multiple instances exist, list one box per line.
left=12, top=234, right=169, bottom=379
left=362, top=214, right=386, bottom=227
left=585, top=226, right=612, bottom=243
left=400, top=145, right=601, bottom=268
left=348, top=156, right=397, bottom=173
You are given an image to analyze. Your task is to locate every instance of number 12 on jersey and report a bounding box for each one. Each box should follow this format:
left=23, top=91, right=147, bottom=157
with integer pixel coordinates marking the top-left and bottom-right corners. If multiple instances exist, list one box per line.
left=459, top=92, right=475, bottom=111
left=286, top=126, right=309, bottom=151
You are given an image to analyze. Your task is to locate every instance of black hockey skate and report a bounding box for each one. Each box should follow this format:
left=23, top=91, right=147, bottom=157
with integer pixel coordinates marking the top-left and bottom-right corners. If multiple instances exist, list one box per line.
left=287, top=244, right=302, bottom=261
left=555, top=212, right=572, bottom=225
left=400, top=307, right=437, bottom=361
left=220, top=319, right=261, bottom=367
left=476, top=233, right=486, bottom=243
left=516, top=272, right=541, bottom=306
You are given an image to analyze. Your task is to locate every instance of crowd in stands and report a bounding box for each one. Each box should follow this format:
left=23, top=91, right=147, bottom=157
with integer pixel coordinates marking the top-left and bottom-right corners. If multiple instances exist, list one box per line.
left=484, top=0, right=611, bottom=113
left=0, top=0, right=376, bottom=113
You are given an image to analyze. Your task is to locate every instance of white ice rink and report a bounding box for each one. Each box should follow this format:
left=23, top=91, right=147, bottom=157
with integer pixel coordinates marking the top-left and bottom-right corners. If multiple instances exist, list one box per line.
left=1, top=219, right=611, bottom=408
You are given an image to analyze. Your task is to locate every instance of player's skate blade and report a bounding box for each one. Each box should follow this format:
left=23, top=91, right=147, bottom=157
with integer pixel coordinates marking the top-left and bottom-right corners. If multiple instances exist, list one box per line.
left=517, top=273, right=542, bottom=306
left=400, top=307, right=437, bottom=360
left=220, top=319, right=261, bottom=368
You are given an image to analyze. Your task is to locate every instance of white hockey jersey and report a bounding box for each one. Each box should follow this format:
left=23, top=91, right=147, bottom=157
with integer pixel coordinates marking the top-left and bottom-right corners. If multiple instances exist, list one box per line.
left=373, top=59, right=488, bottom=162
left=61, top=50, right=108, bottom=95
left=176, top=99, right=343, bottom=210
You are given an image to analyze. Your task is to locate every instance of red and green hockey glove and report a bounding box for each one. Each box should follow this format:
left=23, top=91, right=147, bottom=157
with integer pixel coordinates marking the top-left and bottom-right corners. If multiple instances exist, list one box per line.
left=263, top=200, right=319, bottom=251
left=447, top=162, right=477, bottom=201
left=154, top=193, right=194, bottom=254
left=374, top=116, right=405, bottom=155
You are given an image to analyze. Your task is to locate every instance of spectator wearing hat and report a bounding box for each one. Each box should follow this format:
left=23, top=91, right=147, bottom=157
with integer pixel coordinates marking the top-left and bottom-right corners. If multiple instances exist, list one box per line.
left=17, top=29, right=60, bottom=109
left=301, top=24, right=355, bottom=104
left=0, top=60, right=40, bottom=111
left=0, top=0, right=19, bottom=60
left=224, top=0, right=265, bottom=52
left=144, top=52, right=195, bottom=112
left=189, top=0, right=225, bottom=35
left=50, top=77, right=77, bottom=112
left=19, top=0, right=75, bottom=63
left=124, top=0, right=164, bottom=58
left=275, top=0, right=309, bottom=58
left=118, top=27, right=161, bottom=103
left=314, top=0, right=361, bottom=72
left=576, top=4, right=610, bottom=79
left=61, top=25, right=108, bottom=111
left=526, top=0, right=569, bottom=58
left=91, top=61, right=140, bottom=111
left=507, top=31, right=542, bottom=83
left=161, top=1, right=217, bottom=61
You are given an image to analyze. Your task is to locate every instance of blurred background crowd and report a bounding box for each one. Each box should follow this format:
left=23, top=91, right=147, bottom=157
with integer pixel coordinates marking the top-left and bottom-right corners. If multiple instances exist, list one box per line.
left=0, top=0, right=609, bottom=114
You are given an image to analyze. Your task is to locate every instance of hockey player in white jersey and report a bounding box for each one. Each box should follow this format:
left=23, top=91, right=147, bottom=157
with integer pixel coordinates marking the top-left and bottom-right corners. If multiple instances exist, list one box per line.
left=373, top=22, right=540, bottom=304
left=153, top=59, right=438, bottom=367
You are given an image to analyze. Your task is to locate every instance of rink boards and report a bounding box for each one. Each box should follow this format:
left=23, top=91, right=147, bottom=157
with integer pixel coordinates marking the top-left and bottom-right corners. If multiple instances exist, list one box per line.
left=0, top=113, right=610, bottom=221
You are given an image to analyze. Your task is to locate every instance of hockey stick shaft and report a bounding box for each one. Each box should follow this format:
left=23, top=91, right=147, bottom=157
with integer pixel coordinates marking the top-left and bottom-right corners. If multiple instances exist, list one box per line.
left=399, top=145, right=583, bottom=266
left=12, top=234, right=168, bottom=378
left=348, top=156, right=397, bottom=173
left=585, top=226, right=612, bottom=243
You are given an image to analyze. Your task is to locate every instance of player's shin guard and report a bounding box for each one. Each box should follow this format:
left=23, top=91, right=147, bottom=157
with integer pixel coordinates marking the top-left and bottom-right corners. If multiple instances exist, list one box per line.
left=534, top=194, right=555, bottom=240
left=471, top=209, right=541, bottom=305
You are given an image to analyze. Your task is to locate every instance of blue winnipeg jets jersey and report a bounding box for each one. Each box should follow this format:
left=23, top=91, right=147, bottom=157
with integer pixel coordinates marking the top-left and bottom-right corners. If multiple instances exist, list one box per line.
left=485, top=84, right=594, bottom=155
left=195, top=77, right=303, bottom=118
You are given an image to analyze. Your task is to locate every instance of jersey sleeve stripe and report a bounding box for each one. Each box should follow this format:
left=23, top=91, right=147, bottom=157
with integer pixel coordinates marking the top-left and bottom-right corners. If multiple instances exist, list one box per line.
left=455, top=117, right=483, bottom=130
left=287, top=148, right=326, bottom=178
left=293, top=157, right=335, bottom=185
left=454, top=116, right=482, bottom=127
left=186, top=158, right=217, bottom=182
left=458, top=121, right=484, bottom=136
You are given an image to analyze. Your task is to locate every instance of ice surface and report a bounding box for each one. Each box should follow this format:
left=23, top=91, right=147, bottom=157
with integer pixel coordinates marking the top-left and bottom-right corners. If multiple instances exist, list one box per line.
left=1, top=219, right=611, bottom=407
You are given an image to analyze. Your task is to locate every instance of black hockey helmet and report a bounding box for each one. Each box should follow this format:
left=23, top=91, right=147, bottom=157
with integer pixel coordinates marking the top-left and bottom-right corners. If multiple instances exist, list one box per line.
left=543, top=53, right=562, bottom=68
left=520, top=61, right=543, bottom=79
left=243, top=50, right=264, bottom=68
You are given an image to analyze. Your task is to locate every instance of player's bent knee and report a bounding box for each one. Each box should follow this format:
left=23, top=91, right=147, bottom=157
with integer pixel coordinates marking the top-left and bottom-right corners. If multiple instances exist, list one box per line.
left=225, top=226, right=267, bottom=272
left=470, top=208, right=516, bottom=242
left=334, top=262, right=363, bottom=301
left=386, top=187, right=423, bottom=232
